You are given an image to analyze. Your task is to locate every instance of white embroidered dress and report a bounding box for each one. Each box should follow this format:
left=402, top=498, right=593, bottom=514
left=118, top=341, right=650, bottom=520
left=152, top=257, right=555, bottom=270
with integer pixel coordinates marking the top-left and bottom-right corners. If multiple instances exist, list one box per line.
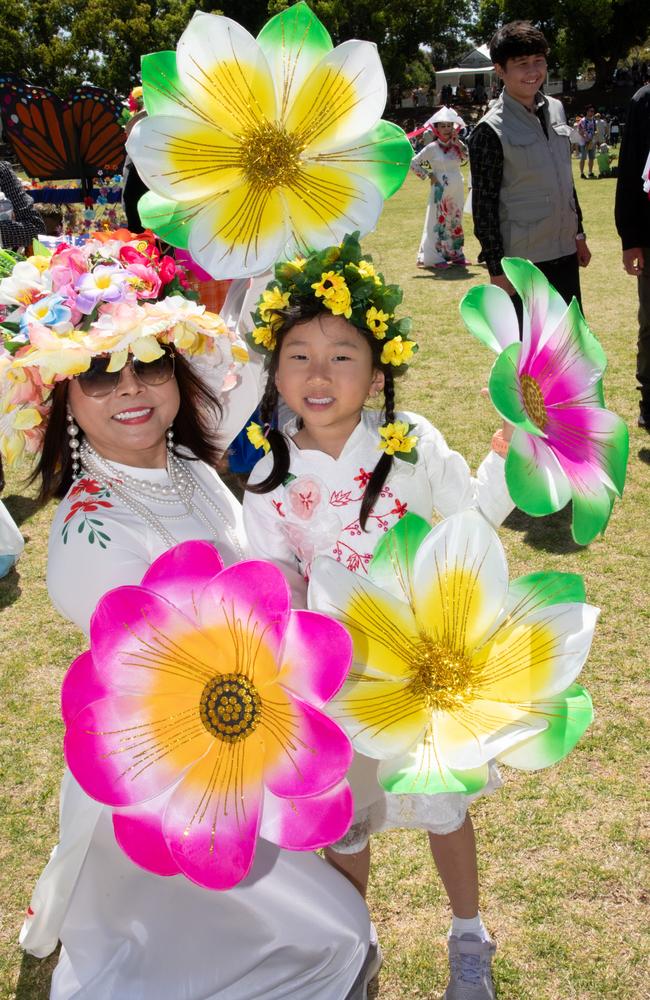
left=243, top=410, right=514, bottom=849
left=20, top=458, right=371, bottom=1000
left=410, top=139, right=468, bottom=266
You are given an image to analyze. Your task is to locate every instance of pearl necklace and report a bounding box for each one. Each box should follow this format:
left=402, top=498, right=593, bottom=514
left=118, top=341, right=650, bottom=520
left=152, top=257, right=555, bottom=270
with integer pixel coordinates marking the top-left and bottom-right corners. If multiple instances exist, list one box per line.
left=79, top=442, right=245, bottom=559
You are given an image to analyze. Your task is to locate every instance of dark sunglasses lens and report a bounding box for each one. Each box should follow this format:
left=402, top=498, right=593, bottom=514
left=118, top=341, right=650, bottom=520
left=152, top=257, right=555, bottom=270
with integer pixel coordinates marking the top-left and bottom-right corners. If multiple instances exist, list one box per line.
left=77, top=358, right=120, bottom=397
left=133, top=352, right=175, bottom=385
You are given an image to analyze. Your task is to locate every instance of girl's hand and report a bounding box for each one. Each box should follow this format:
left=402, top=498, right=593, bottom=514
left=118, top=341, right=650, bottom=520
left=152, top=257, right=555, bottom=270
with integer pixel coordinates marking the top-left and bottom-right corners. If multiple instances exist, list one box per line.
left=491, top=421, right=513, bottom=458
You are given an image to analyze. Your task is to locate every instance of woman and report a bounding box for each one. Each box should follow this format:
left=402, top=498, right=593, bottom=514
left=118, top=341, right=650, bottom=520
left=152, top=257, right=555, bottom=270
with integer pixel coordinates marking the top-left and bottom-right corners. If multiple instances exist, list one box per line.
left=2, top=236, right=374, bottom=999
left=410, top=107, right=468, bottom=268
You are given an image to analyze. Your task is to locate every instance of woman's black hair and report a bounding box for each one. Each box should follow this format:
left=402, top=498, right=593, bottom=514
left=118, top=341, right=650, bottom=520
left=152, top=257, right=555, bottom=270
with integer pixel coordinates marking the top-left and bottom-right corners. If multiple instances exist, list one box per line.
left=28, top=350, right=223, bottom=506
left=245, top=304, right=397, bottom=531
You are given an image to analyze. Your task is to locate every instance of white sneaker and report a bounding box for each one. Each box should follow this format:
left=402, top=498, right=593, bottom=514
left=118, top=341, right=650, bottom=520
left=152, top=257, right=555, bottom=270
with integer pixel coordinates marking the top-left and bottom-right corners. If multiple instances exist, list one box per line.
left=443, top=933, right=496, bottom=999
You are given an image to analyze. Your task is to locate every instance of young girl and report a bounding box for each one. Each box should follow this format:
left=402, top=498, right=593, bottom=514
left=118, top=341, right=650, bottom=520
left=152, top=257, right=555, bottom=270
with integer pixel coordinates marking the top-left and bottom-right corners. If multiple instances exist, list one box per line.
left=242, top=235, right=513, bottom=1000
left=410, top=107, right=469, bottom=269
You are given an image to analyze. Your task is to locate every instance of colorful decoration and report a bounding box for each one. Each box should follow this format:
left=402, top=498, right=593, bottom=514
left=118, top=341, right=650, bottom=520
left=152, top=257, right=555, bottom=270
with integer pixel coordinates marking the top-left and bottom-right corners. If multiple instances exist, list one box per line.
left=460, top=258, right=629, bottom=545
left=249, top=232, right=417, bottom=376
left=0, top=74, right=125, bottom=195
left=309, top=510, right=597, bottom=795
left=0, top=232, right=248, bottom=465
left=126, top=2, right=413, bottom=278
left=62, top=541, right=354, bottom=889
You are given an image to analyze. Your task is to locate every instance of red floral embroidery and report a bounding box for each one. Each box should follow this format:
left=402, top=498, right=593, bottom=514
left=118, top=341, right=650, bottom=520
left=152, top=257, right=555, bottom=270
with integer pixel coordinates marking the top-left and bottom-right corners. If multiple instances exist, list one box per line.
left=330, top=490, right=353, bottom=506
left=64, top=499, right=112, bottom=524
left=69, top=477, right=103, bottom=498
left=272, top=500, right=286, bottom=518
left=354, top=468, right=372, bottom=487
left=391, top=499, right=408, bottom=518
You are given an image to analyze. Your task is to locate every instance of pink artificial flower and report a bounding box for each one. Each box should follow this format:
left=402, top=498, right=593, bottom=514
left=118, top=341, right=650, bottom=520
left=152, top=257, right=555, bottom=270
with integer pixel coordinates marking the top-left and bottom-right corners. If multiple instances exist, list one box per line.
left=62, top=541, right=354, bottom=890
left=287, top=476, right=324, bottom=520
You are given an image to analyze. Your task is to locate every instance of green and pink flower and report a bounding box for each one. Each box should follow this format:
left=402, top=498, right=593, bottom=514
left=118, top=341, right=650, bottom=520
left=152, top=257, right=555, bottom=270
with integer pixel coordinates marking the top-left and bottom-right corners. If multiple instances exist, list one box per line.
left=62, top=541, right=354, bottom=890
left=460, top=258, right=628, bottom=545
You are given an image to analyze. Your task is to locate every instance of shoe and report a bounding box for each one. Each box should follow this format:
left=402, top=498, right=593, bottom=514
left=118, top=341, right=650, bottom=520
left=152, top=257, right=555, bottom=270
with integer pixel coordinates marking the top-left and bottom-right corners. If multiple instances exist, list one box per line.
left=443, top=934, right=496, bottom=999
left=580, top=173, right=586, bottom=179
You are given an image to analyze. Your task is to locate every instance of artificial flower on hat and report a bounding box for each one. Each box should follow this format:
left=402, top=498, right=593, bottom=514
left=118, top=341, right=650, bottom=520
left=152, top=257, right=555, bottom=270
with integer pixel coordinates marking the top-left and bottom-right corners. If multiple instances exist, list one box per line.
left=460, top=257, right=629, bottom=545
left=126, top=2, right=413, bottom=278
left=0, top=233, right=249, bottom=466
left=62, top=540, right=354, bottom=889
left=309, top=510, right=597, bottom=796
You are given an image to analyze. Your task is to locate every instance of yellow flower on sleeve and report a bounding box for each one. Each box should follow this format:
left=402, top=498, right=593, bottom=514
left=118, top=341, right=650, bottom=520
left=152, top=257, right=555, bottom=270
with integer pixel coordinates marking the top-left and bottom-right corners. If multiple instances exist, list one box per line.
left=380, top=336, right=415, bottom=367
left=378, top=421, right=417, bottom=457
left=246, top=421, right=271, bottom=453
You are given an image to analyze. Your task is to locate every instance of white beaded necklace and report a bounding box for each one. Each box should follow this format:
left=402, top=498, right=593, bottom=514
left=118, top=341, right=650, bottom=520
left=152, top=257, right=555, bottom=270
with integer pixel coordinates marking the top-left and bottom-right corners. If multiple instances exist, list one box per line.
left=80, top=442, right=245, bottom=559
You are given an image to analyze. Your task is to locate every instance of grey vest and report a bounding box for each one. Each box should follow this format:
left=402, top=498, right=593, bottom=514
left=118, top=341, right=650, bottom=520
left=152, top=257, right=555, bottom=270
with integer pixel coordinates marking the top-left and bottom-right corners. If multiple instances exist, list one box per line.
left=479, top=91, right=578, bottom=262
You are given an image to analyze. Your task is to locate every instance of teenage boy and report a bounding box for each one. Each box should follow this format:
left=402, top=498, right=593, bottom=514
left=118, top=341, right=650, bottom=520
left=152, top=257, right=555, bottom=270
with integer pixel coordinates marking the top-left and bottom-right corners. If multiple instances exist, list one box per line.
left=469, top=21, right=591, bottom=315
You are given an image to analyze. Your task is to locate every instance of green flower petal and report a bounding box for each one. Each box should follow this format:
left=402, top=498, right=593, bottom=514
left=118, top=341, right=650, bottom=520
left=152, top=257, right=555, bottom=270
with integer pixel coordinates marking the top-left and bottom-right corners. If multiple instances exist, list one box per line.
left=137, top=191, right=197, bottom=249
left=459, top=283, right=519, bottom=354
left=505, top=428, right=571, bottom=516
left=257, top=1, right=332, bottom=67
left=368, top=512, right=430, bottom=601
left=570, top=481, right=615, bottom=546
left=141, top=50, right=185, bottom=118
left=508, top=571, right=586, bottom=609
left=379, top=737, right=490, bottom=795
left=310, top=120, right=413, bottom=199
left=603, top=412, right=629, bottom=497
left=497, top=683, right=593, bottom=770
left=489, top=341, right=542, bottom=435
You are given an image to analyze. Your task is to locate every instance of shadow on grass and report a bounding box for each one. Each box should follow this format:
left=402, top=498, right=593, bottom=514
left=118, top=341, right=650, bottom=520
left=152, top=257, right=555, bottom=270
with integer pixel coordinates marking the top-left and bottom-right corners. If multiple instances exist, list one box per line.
left=14, top=947, right=58, bottom=999
left=413, top=266, right=477, bottom=283
left=504, top=505, right=583, bottom=554
left=0, top=563, right=21, bottom=609
left=2, top=493, right=40, bottom=528
left=638, top=446, right=650, bottom=465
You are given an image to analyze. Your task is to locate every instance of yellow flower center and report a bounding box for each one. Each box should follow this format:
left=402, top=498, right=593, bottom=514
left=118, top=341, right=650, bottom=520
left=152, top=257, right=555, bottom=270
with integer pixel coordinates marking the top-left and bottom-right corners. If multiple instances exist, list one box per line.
left=408, top=635, right=475, bottom=712
left=239, top=121, right=304, bottom=191
left=199, top=672, right=262, bottom=743
left=520, top=373, right=548, bottom=430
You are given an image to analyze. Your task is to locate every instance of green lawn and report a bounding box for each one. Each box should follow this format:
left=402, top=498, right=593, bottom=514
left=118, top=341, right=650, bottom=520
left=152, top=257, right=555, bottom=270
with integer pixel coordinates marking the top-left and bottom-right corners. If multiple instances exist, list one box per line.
left=1, top=163, right=648, bottom=999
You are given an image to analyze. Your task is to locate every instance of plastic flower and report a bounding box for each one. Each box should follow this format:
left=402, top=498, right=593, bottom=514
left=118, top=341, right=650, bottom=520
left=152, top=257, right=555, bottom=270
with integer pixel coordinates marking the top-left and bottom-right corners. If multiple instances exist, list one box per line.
left=0, top=394, right=42, bottom=463
left=312, top=271, right=348, bottom=301
left=378, top=420, right=417, bottom=458
left=259, top=287, right=291, bottom=325
left=63, top=541, right=354, bottom=890
left=366, top=306, right=391, bottom=338
left=126, top=2, right=413, bottom=278
left=309, top=511, right=597, bottom=795
left=460, top=258, right=628, bottom=545
left=252, top=325, right=277, bottom=351
left=380, top=335, right=416, bottom=367
left=75, top=265, right=129, bottom=314
left=247, top=421, right=271, bottom=454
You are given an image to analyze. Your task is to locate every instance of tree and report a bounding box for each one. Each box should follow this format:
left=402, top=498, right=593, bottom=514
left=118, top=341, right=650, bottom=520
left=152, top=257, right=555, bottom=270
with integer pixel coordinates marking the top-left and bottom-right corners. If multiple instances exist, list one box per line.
left=475, top=0, right=650, bottom=86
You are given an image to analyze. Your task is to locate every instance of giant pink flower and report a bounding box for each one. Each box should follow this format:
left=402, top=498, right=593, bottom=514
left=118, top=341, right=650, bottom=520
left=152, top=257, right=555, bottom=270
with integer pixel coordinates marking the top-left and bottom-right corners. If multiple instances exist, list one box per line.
left=62, top=541, right=354, bottom=890
left=460, top=257, right=629, bottom=545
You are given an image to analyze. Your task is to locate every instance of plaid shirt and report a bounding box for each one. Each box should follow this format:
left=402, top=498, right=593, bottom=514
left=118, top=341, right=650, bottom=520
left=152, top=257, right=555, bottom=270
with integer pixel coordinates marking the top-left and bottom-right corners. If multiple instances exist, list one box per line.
left=0, top=161, right=44, bottom=250
left=469, top=102, right=584, bottom=276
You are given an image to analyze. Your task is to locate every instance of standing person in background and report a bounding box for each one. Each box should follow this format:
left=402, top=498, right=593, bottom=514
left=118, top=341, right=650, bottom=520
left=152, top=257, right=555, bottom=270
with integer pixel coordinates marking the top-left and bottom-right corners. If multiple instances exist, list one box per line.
left=0, top=162, right=44, bottom=250
left=468, top=20, right=591, bottom=321
left=410, top=107, right=469, bottom=269
left=578, top=106, right=597, bottom=178
left=615, top=81, right=650, bottom=430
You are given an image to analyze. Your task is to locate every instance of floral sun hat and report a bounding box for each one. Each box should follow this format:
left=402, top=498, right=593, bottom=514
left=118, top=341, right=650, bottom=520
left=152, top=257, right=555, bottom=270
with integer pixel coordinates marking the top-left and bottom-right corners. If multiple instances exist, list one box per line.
left=126, top=2, right=413, bottom=278
left=0, top=231, right=249, bottom=465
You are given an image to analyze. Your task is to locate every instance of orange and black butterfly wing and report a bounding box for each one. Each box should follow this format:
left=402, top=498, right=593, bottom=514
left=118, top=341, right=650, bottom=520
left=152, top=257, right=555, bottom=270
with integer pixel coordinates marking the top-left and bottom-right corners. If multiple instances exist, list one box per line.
left=0, top=74, right=81, bottom=179
left=69, top=86, right=126, bottom=179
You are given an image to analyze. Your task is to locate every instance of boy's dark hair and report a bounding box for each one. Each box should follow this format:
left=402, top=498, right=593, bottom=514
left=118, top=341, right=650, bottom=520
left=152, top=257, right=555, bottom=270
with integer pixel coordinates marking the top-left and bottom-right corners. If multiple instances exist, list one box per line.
left=489, top=21, right=549, bottom=67
left=245, top=307, right=396, bottom=532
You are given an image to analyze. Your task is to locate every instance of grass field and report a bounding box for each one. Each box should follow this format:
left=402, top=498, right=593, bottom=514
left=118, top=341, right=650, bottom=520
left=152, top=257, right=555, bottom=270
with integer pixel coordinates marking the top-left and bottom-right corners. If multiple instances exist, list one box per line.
left=1, top=162, right=648, bottom=1000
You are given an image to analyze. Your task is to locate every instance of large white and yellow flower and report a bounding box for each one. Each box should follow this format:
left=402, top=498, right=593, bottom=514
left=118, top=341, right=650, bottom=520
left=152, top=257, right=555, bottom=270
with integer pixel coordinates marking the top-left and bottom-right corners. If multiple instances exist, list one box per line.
left=127, top=2, right=412, bottom=278
left=309, top=510, right=597, bottom=795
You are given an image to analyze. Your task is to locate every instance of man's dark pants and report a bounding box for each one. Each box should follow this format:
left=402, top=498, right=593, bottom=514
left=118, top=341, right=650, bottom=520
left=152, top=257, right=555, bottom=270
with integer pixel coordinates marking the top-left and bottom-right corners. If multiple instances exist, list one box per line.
left=637, top=249, right=650, bottom=418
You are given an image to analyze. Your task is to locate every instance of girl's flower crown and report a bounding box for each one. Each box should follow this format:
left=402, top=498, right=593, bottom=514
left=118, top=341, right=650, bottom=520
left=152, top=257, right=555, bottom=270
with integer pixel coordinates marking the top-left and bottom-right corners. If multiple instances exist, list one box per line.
left=248, top=232, right=418, bottom=375
left=0, top=231, right=249, bottom=465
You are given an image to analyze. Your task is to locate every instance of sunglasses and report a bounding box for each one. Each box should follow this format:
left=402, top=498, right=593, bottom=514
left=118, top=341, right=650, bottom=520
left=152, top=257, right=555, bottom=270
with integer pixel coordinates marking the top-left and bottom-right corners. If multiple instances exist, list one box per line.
left=76, top=349, right=176, bottom=398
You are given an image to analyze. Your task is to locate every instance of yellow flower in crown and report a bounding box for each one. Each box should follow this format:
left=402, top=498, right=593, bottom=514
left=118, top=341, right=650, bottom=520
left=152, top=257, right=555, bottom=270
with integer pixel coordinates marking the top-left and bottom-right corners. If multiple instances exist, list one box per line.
left=259, top=287, right=291, bottom=327
left=381, top=336, right=415, bottom=367
left=357, top=260, right=381, bottom=285
left=378, top=421, right=417, bottom=457
left=246, top=421, right=271, bottom=453
left=252, top=325, right=277, bottom=351
left=126, top=3, right=413, bottom=278
left=312, top=271, right=347, bottom=302
left=326, top=288, right=352, bottom=319
left=365, top=306, right=391, bottom=339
